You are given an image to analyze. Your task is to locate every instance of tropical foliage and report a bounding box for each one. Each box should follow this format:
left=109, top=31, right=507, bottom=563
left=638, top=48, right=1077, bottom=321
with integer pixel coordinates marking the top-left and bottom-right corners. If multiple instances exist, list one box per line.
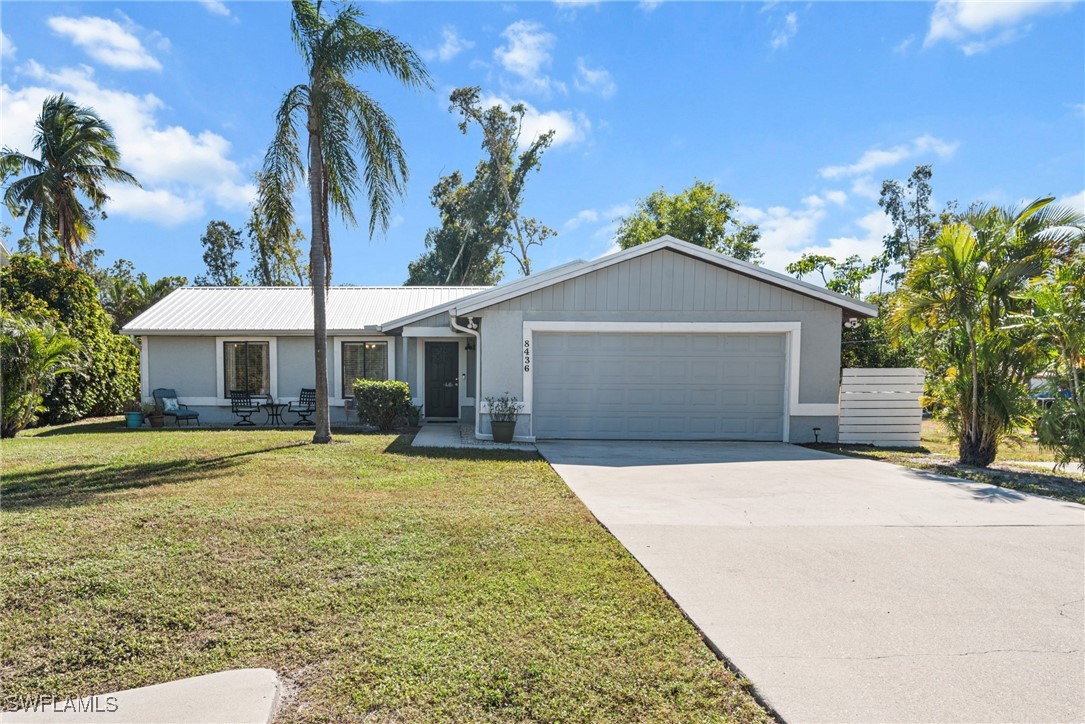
left=259, top=0, right=428, bottom=443
left=891, top=198, right=1084, bottom=467
left=615, top=180, right=762, bottom=262
left=1, top=94, right=138, bottom=259
left=0, top=311, right=81, bottom=437
left=246, top=180, right=308, bottom=286
left=407, top=88, right=556, bottom=285
left=102, top=270, right=188, bottom=331
left=0, top=254, right=140, bottom=425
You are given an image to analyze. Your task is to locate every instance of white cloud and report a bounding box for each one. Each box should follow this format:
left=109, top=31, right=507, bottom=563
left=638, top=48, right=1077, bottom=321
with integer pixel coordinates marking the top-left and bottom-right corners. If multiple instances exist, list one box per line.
left=2, top=62, right=254, bottom=226
left=424, top=26, right=474, bottom=63
left=574, top=58, right=616, bottom=98
left=850, top=176, right=880, bottom=201
left=638, top=0, right=664, bottom=11
left=106, top=186, right=204, bottom=226
left=1065, top=189, right=1085, bottom=214
left=771, top=12, right=798, bottom=49
left=481, top=93, right=590, bottom=149
left=893, top=35, right=915, bottom=54
left=924, top=0, right=1072, bottom=54
left=1, top=31, right=15, bottom=60
left=197, top=0, right=233, bottom=18
left=743, top=197, right=828, bottom=273
left=801, top=190, right=848, bottom=209
left=819, top=134, right=959, bottom=179
left=47, top=16, right=162, bottom=71
left=494, top=20, right=563, bottom=96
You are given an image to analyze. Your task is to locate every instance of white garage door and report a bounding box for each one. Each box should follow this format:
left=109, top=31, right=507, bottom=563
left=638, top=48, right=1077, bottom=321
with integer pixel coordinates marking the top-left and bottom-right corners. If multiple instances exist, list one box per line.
left=532, top=332, right=786, bottom=440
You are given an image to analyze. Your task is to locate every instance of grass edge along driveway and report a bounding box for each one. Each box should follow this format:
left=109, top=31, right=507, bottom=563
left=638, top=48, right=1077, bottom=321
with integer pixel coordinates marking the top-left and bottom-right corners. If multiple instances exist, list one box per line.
left=1, top=421, right=770, bottom=722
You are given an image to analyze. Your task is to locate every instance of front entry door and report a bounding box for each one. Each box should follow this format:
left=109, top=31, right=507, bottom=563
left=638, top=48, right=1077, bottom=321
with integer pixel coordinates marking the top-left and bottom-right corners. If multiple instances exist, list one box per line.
left=424, top=342, right=459, bottom=418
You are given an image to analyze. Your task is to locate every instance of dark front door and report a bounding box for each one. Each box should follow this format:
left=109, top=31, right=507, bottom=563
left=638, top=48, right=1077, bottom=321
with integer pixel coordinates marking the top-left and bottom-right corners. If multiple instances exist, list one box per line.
left=424, top=342, right=459, bottom=418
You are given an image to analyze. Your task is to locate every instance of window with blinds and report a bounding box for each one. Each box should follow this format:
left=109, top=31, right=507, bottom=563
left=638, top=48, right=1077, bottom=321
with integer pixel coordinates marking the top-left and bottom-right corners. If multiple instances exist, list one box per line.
left=224, top=341, right=270, bottom=397
left=342, top=341, right=388, bottom=397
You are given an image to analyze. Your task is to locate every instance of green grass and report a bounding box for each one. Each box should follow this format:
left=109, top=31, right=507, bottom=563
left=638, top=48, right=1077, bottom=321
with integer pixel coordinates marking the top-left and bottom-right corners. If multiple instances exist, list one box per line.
left=1, top=419, right=769, bottom=722
left=808, top=419, right=1085, bottom=505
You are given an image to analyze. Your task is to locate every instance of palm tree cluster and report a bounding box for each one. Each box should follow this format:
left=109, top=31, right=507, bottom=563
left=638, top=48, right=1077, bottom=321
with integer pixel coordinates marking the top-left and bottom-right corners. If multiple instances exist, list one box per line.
left=2, top=94, right=138, bottom=260
left=892, top=198, right=1085, bottom=467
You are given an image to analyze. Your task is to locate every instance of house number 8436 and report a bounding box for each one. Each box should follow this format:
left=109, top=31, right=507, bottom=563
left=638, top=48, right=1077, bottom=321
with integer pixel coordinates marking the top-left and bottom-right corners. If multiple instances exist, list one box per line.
left=523, top=339, right=531, bottom=372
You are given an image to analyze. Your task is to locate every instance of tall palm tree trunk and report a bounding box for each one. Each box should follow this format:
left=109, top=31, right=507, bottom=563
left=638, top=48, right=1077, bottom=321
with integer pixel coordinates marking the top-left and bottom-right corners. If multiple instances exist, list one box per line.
left=308, top=117, right=332, bottom=444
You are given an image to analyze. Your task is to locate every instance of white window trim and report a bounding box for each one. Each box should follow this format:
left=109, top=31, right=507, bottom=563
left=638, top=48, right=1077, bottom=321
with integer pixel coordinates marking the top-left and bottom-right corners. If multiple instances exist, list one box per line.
left=216, top=336, right=278, bottom=405
left=516, top=321, right=838, bottom=443
left=333, top=336, right=396, bottom=407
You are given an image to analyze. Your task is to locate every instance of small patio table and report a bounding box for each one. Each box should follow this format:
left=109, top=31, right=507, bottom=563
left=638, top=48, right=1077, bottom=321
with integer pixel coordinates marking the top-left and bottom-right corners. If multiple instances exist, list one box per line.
left=263, top=402, right=288, bottom=426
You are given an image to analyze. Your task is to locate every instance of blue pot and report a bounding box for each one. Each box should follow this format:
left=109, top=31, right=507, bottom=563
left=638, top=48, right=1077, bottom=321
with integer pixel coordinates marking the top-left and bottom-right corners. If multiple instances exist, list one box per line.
left=125, top=411, right=144, bottom=429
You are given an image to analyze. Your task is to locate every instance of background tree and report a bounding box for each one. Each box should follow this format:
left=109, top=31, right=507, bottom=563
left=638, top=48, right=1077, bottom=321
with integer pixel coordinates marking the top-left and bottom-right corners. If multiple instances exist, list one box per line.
left=259, top=0, right=429, bottom=443
left=891, top=198, right=1083, bottom=467
left=102, top=272, right=188, bottom=331
left=1, top=311, right=80, bottom=437
left=195, top=220, right=244, bottom=286
left=247, top=173, right=308, bottom=285
left=0, top=254, right=140, bottom=424
left=406, top=171, right=505, bottom=286
left=615, top=179, right=761, bottom=261
left=420, top=87, right=555, bottom=279
left=1, top=94, right=138, bottom=259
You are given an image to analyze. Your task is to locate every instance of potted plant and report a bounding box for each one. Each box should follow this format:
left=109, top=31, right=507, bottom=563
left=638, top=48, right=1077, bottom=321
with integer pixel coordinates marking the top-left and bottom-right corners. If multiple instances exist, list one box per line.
left=123, top=399, right=144, bottom=429
left=485, top=392, right=523, bottom=443
left=144, top=401, right=165, bottom=429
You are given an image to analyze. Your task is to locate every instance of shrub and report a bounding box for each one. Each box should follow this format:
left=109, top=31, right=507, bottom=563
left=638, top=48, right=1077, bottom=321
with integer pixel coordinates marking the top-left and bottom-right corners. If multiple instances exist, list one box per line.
left=1, top=312, right=81, bottom=437
left=353, top=379, right=412, bottom=432
left=1035, top=397, right=1085, bottom=472
left=0, top=254, right=140, bottom=424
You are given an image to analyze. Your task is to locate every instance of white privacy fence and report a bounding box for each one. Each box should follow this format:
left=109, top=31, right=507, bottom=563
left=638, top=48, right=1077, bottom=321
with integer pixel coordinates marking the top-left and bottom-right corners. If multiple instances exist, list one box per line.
left=839, top=368, right=925, bottom=447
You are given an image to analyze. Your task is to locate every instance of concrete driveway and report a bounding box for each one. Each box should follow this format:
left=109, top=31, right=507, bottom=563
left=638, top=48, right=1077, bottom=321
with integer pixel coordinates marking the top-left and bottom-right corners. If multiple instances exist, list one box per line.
left=537, top=441, right=1085, bottom=723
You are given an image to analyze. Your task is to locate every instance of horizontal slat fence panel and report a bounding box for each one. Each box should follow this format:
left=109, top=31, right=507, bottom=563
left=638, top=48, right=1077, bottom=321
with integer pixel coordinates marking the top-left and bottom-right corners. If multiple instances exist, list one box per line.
left=838, top=368, right=924, bottom=446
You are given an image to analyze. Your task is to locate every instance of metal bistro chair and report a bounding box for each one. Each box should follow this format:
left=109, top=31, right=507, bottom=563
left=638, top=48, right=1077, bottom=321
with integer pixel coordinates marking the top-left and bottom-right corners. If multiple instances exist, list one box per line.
left=289, top=388, right=317, bottom=426
left=229, top=390, right=262, bottom=426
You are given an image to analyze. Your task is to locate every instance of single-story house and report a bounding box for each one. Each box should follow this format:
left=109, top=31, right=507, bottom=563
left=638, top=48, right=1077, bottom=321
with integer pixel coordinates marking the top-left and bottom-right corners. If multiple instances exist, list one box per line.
left=123, top=235, right=877, bottom=442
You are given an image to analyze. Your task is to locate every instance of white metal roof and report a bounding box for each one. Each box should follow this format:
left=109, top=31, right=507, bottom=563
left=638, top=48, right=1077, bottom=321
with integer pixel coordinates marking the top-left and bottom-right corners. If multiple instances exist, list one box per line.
left=450, top=236, right=879, bottom=318
left=122, top=286, right=490, bottom=335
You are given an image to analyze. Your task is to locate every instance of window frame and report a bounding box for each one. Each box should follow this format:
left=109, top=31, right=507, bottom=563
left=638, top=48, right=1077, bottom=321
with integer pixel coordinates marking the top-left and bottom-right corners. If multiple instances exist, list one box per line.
left=333, top=336, right=396, bottom=403
left=215, top=336, right=278, bottom=404
left=340, top=340, right=390, bottom=398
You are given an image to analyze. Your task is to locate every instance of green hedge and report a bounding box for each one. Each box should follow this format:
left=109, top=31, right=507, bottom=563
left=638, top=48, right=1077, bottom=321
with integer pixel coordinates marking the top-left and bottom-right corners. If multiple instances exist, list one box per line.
left=0, top=255, right=140, bottom=424
left=352, top=379, right=412, bottom=432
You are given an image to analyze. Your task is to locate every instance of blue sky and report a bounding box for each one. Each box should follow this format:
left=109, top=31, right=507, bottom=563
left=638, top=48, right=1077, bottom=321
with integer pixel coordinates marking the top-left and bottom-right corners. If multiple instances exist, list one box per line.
left=2, top=1, right=1083, bottom=286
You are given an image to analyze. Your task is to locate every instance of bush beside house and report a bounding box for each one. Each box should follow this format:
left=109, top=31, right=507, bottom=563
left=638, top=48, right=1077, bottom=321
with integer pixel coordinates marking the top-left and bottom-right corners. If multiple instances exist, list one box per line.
left=353, top=379, right=412, bottom=431
left=0, top=255, right=140, bottom=426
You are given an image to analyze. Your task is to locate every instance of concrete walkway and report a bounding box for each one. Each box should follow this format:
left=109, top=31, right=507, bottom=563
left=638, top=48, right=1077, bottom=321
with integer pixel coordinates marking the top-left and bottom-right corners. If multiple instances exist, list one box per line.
left=538, top=441, right=1085, bottom=723
left=5, top=669, right=280, bottom=723
left=412, top=422, right=536, bottom=451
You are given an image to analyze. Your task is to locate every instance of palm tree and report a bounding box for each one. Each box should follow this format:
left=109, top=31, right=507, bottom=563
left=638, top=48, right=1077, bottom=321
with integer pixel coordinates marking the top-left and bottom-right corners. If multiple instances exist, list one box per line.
left=0, top=312, right=81, bottom=438
left=892, top=197, right=1084, bottom=466
left=259, top=0, right=429, bottom=443
left=1, top=95, right=138, bottom=260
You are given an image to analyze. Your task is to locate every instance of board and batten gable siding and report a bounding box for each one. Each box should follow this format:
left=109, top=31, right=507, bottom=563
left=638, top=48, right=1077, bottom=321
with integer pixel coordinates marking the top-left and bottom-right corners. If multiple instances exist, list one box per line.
left=489, top=249, right=836, bottom=315
left=471, top=248, right=847, bottom=442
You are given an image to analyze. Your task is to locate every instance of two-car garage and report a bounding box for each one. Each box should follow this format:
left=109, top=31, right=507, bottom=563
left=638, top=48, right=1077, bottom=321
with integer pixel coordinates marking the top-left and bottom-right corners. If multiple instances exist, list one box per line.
left=531, top=331, right=787, bottom=441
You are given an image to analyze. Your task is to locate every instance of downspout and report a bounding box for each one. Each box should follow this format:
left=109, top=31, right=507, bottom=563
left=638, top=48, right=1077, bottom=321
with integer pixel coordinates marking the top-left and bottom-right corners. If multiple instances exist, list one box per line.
left=449, top=312, right=482, bottom=439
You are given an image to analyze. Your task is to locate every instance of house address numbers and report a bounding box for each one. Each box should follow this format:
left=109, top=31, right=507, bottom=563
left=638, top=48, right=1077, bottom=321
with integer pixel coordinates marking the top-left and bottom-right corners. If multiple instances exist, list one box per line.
left=523, top=339, right=531, bottom=372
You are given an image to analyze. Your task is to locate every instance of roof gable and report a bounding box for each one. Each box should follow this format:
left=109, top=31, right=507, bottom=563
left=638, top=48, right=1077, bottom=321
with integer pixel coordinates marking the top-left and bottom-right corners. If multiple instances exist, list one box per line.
left=450, top=236, right=878, bottom=317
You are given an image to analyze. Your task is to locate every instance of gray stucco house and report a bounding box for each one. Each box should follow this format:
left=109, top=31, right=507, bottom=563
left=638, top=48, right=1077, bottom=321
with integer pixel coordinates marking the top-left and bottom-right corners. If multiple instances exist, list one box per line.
left=124, top=236, right=877, bottom=442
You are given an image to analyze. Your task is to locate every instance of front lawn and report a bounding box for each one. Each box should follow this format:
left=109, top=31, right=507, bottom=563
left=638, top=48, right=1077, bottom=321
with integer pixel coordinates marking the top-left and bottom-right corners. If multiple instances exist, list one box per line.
left=1, top=421, right=768, bottom=722
left=809, top=419, right=1085, bottom=505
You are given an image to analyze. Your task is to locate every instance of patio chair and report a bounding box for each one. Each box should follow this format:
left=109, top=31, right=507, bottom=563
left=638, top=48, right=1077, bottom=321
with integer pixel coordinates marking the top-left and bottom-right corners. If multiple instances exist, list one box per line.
left=289, top=388, right=316, bottom=426
left=152, top=388, right=200, bottom=427
left=230, top=390, right=262, bottom=426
